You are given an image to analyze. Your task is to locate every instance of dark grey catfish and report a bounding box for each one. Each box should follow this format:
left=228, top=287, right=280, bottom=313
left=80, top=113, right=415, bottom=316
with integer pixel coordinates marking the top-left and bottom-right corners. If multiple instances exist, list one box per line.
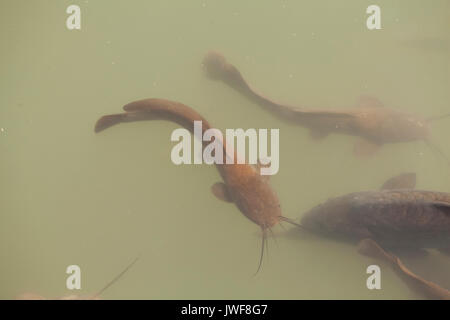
left=300, top=173, right=450, bottom=252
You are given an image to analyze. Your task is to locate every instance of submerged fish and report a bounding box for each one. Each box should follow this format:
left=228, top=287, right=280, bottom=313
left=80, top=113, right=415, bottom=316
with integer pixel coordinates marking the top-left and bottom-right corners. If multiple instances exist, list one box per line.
left=358, top=238, right=450, bottom=300
left=203, top=51, right=449, bottom=159
left=300, top=173, right=450, bottom=252
left=95, top=98, right=299, bottom=273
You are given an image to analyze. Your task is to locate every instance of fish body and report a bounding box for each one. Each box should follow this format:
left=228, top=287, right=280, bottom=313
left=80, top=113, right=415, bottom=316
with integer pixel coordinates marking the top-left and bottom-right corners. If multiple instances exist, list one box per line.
left=96, top=99, right=285, bottom=271
left=220, top=163, right=281, bottom=228
left=290, top=106, right=429, bottom=144
left=96, top=99, right=286, bottom=274
left=96, top=98, right=282, bottom=230
left=203, top=51, right=437, bottom=156
left=301, top=189, right=450, bottom=249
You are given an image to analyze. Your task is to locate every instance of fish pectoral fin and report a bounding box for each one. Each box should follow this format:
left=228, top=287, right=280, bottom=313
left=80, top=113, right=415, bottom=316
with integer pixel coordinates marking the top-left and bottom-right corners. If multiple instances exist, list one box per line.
left=357, top=238, right=395, bottom=262
left=353, top=139, right=381, bottom=157
left=309, top=129, right=329, bottom=140
left=429, top=201, right=450, bottom=215
left=380, top=172, right=417, bottom=190
left=356, top=95, right=384, bottom=108
left=358, top=240, right=450, bottom=300
left=396, top=248, right=430, bottom=259
left=211, top=182, right=234, bottom=203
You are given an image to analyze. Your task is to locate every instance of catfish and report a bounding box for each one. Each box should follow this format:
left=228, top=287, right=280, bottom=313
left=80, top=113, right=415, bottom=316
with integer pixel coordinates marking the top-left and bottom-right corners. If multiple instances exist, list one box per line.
left=300, top=173, right=450, bottom=253
left=95, top=98, right=299, bottom=273
left=202, top=51, right=450, bottom=159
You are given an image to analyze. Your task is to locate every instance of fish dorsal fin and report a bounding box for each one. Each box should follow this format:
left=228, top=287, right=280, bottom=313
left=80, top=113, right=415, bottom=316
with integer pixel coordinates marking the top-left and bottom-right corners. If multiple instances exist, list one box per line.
left=356, top=95, right=384, bottom=108
left=357, top=238, right=395, bottom=262
left=381, top=172, right=416, bottom=190
left=211, top=182, right=233, bottom=202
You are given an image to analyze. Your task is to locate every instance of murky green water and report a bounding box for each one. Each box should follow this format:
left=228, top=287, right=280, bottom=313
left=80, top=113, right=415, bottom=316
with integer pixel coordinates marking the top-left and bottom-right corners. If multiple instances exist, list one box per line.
left=1, top=0, right=449, bottom=299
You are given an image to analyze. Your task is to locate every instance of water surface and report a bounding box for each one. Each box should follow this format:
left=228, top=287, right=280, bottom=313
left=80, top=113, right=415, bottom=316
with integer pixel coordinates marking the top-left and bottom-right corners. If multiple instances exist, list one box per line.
left=1, top=0, right=449, bottom=299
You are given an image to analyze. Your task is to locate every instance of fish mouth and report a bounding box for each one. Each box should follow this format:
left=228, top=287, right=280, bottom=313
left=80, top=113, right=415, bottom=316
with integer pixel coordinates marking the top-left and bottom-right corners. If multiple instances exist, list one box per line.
left=299, top=213, right=322, bottom=232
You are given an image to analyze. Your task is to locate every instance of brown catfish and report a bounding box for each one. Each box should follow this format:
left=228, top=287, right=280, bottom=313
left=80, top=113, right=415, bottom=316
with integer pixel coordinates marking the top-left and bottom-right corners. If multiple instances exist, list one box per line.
left=95, top=98, right=297, bottom=273
left=202, top=51, right=449, bottom=158
left=358, top=238, right=450, bottom=300
left=16, top=256, right=139, bottom=300
left=300, top=173, right=450, bottom=252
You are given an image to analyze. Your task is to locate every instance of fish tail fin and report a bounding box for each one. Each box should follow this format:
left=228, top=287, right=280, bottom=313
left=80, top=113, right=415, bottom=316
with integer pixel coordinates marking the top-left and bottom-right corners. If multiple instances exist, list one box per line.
left=95, top=114, right=127, bottom=133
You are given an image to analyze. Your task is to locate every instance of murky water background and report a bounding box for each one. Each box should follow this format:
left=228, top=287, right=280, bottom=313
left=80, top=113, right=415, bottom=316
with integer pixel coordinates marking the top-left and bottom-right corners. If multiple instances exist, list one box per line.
left=1, top=0, right=449, bottom=299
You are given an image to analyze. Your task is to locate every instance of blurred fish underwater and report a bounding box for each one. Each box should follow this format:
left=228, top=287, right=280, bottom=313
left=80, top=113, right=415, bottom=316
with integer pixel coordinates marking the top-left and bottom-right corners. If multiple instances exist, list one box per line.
left=287, top=173, right=450, bottom=298
left=95, top=98, right=303, bottom=274
left=202, top=51, right=450, bottom=161
left=358, top=239, right=450, bottom=300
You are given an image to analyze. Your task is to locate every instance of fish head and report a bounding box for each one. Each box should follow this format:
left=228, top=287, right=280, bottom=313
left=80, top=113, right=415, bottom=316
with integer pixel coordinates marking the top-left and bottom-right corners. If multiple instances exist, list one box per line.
left=300, top=203, right=330, bottom=233
left=229, top=171, right=282, bottom=229
left=387, top=113, right=430, bottom=141
left=300, top=196, right=355, bottom=235
left=372, top=111, right=430, bottom=143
